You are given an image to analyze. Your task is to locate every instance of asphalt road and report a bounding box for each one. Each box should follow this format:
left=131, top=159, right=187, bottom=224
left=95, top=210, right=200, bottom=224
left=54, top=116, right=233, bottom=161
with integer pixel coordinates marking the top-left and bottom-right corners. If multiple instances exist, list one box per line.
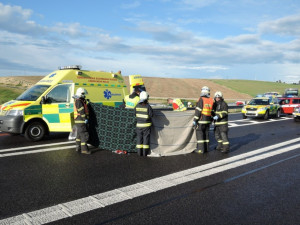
left=0, top=113, right=299, bottom=225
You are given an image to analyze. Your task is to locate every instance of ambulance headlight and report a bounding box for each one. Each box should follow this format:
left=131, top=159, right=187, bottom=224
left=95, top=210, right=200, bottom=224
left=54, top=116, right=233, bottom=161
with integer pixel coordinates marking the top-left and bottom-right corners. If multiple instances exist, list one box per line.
left=6, top=110, right=23, bottom=116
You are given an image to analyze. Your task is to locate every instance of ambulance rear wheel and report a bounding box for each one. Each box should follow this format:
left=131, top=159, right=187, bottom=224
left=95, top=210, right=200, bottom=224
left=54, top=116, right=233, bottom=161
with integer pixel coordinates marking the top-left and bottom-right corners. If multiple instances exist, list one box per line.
left=24, top=121, right=46, bottom=142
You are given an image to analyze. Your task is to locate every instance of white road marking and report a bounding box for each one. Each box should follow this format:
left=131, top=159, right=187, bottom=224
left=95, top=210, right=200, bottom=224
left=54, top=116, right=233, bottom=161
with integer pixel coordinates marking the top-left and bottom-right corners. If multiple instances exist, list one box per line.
left=0, top=138, right=299, bottom=225
left=0, top=141, right=74, bottom=153
left=0, top=146, right=75, bottom=157
left=228, top=117, right=291, bottom=127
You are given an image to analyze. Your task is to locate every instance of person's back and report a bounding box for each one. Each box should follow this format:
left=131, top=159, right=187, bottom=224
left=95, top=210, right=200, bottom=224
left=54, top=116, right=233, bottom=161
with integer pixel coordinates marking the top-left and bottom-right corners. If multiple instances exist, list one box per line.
left=134, top=91, right=153, bottom=156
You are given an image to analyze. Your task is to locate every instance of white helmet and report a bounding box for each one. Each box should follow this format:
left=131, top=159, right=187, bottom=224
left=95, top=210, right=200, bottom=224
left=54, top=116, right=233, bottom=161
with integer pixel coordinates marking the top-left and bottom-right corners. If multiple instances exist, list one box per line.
left=139, top=91, right=149, bottom=102
left=76, top=88, right=88, bottom=98
left=201, top=86, right=210, bottom=97
left=214, top=91, right=223, bottom=98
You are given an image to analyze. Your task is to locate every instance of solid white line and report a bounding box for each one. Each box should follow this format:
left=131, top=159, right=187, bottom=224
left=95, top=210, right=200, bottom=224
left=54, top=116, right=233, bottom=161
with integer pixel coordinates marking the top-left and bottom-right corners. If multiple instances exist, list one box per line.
left=0, top=141, right=74, bottom=153
left=1, top=146, right=75, bottom=157
left=0, top=138, right=299, bottom=225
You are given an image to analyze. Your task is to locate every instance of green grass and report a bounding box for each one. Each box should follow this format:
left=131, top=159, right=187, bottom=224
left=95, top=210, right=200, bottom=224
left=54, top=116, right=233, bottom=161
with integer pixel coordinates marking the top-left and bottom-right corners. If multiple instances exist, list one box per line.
left=209, top=79, right=299, bottom=97
left=0, top=86, right=23, bottom=104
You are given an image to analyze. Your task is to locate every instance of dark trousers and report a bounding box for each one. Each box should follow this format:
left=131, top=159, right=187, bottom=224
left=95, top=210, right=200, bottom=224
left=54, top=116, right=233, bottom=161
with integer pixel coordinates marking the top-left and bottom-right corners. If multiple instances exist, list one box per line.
left=214, top=125, right=229, bottom=150
left=196, top=124, right=210, bottom=152
left=75, top=123, right=89, bottom=151
left=136, top=127, right=151, bottom=156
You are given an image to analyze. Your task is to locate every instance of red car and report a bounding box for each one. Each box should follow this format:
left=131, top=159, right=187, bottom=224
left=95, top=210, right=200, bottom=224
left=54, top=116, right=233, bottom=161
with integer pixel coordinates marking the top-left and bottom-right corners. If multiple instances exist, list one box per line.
left=279, top=97, right=300, bottom=114
left=236, top=101, right=245, bottom=106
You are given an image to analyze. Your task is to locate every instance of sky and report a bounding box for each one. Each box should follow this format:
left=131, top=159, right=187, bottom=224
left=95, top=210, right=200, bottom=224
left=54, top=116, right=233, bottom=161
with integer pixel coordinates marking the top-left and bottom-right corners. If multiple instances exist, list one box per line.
left=0, top=0, right=300, bottom=83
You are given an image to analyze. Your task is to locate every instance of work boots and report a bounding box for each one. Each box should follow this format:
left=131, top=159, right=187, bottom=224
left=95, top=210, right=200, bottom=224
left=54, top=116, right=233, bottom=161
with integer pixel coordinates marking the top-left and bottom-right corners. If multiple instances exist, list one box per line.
left=215, top=144, right=222, bottom=151
left=221, top=146, right=230, bottom=153
left=81, top=144, right=91, bottom=154
left=75, top=145, right=81, bottom=152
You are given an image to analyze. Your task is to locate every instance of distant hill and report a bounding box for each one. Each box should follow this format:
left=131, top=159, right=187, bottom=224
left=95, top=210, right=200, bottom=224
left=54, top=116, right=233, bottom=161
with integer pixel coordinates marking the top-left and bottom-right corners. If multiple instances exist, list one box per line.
left=0, top=75, right=299, bottom=104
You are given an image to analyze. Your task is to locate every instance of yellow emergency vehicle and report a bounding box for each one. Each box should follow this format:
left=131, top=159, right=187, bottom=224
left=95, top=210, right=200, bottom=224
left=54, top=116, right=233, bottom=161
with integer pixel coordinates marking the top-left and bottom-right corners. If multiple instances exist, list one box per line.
left=128, top=74, right=146, bottom=93
left=0, top=65, right=130, bottom=141
left=241, top=96, right=281, bottom=120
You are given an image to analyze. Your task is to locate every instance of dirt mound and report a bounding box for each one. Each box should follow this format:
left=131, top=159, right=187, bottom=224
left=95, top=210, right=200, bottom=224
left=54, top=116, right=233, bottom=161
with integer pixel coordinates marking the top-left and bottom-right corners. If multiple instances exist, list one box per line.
left=124, top=77, right=251, bottom=100
left=0, top=76, right=43, bottom=88
left=0, top=75, right=251, bottom=101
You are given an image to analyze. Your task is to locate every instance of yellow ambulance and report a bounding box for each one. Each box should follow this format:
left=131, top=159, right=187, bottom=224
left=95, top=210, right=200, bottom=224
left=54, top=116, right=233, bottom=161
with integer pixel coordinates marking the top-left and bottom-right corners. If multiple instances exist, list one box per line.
left=0, top=65, right=139, bottom=141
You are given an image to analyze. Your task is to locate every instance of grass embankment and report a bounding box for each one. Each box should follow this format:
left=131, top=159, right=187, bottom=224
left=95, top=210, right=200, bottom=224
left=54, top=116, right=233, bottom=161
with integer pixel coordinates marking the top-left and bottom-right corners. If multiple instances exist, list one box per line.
left=0, top=86, right=23, bottom=104
left=210, top=79, right=299, bottom=97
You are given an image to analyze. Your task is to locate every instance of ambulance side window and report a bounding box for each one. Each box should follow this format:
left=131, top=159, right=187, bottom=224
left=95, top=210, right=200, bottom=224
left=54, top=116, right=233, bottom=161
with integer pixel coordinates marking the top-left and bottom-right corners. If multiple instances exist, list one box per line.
left=293, top=99, right=300, bottom=104
left=46, top=84, right=72, bottom=103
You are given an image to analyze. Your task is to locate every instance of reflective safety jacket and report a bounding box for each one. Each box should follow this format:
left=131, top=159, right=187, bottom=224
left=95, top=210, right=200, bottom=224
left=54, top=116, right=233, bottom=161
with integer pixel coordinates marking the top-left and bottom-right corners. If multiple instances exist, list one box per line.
left=212, top=99, right=228, bottom=126
left=124, top=93, right=140, bottom=109
left=134, top=102, right=153, bottom=128
left=173, top=98, right=187, bottom=111
left=194, top=97, right=214, bottom=124
left=74, top=98, right=89, bottom=124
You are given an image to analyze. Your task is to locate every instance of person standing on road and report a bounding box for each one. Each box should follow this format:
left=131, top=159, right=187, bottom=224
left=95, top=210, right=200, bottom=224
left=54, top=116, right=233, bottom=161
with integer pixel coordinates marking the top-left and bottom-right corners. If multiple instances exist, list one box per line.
left=74, top=88, right=91, bottom=154
left=134, top=91, right=153, bottom=156
left=167, top=98, right=187, bottom=111
left=193, top=86, right=214, bottom=154
left=212, top=91, right=230, bottom=153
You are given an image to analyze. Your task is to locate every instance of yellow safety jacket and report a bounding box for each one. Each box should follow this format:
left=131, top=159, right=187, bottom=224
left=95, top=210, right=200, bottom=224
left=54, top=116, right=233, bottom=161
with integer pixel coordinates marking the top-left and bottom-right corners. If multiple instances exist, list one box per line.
left=124, top=94, right=140, bottom=109
left=173, top=99, right=187, bottom=111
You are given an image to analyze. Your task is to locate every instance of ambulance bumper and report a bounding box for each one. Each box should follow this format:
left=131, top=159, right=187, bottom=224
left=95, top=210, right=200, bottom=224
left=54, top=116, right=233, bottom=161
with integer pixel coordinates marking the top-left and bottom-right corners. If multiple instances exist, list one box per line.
left=0, top=115, right=24, bottom=134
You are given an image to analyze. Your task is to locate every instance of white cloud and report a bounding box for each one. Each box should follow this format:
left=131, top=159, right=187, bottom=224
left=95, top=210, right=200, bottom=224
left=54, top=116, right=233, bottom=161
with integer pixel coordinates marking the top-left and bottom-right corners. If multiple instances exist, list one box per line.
left=172, top=65, right=229, bottom=72
left=0, top=3, right=45, bottom=35
left=0, top=2, right=300, bottom=83
left=258, top=14, right=300, bottom=37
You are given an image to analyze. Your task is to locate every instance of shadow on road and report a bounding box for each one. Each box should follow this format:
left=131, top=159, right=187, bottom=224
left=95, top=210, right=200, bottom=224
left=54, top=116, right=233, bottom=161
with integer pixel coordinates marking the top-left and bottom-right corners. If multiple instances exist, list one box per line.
left=228, top=133, right=261, bottom=153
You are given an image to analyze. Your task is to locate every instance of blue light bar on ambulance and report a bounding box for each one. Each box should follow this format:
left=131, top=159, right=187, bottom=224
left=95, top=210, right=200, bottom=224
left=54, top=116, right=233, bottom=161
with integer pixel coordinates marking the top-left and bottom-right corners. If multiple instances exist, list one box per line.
left=59, top=65, right=82, bottom=70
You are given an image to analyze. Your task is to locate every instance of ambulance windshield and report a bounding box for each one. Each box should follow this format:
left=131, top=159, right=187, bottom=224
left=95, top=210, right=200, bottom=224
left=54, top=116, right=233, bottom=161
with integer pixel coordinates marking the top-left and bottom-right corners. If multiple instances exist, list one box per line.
left=16, top=85, right=50, bottom=101
left=248, top=98, right=270, bottom=105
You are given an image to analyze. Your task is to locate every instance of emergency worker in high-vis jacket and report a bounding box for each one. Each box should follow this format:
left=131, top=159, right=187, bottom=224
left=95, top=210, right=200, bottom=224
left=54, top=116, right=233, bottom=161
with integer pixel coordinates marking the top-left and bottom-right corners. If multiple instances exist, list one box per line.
left=134, top=91, right=153, bottom=157
left=212, top=91, right=229, bottom=153
left=167, top=98, right=187, bottom=111
left=124, top=86, right=142, bottom=109
left=74, top=88, right=91, bottom=154
left=193, top=86, right=214, bottom=153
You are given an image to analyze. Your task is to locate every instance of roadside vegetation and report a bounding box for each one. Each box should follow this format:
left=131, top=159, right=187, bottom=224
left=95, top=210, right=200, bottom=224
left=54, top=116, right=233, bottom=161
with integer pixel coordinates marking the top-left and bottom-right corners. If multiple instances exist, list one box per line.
left=0, top=86, right=23, bottom=104
left=210, top=79, right=299, bottom=97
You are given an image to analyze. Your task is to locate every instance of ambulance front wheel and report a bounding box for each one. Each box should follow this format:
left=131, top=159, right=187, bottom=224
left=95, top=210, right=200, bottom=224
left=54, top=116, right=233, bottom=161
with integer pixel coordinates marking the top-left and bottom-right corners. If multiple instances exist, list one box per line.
left=24, top=121, right=46, bottom=141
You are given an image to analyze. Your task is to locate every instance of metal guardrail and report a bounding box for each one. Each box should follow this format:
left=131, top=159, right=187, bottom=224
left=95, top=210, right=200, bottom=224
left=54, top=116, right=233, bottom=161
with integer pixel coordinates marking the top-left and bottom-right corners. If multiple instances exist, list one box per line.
left=152, top=105, right=243, bottom=111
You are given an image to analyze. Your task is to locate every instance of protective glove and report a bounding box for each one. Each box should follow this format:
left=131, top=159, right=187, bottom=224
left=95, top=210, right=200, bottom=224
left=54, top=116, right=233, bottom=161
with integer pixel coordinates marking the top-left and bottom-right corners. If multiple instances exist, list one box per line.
left=213, top=116, right=218, bottom=120
left=192, top=121, right=198, bottom=130
left=85, top=119, right=88, bottom=124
